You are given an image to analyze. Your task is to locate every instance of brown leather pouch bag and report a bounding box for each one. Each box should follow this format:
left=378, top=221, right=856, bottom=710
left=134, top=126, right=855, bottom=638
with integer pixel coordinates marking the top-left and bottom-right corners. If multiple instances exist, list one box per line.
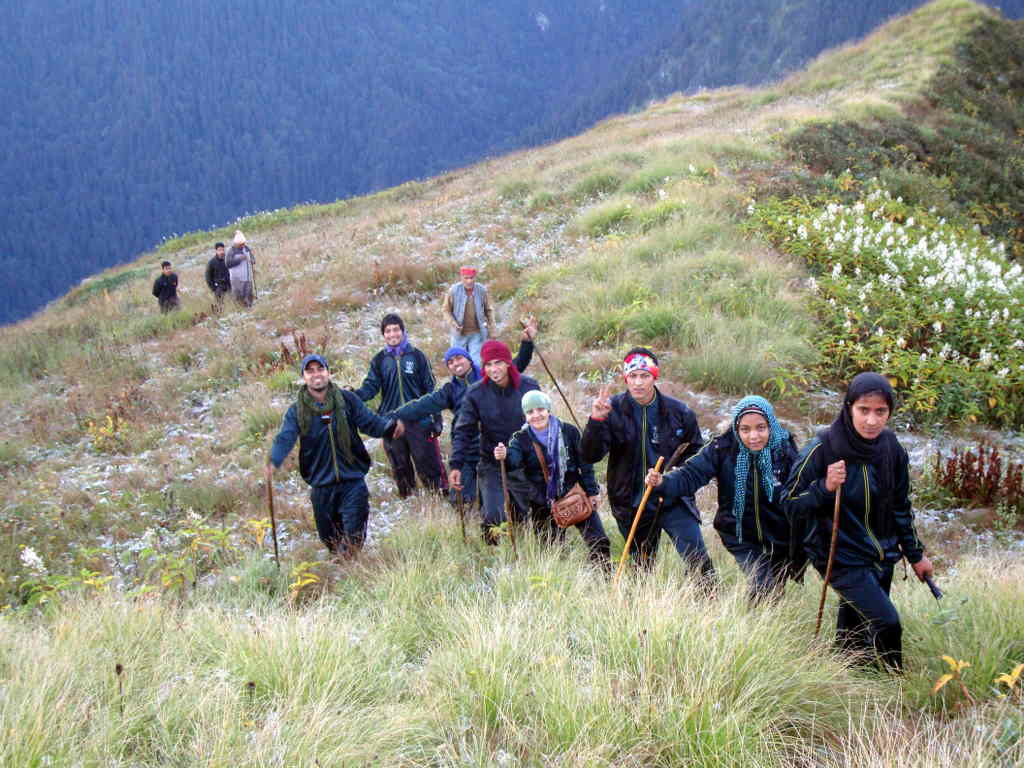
left=532, top=442, right=593, bottom=528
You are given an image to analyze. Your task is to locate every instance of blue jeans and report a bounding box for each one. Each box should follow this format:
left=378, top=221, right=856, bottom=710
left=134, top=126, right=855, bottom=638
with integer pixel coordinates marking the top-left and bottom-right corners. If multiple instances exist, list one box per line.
left=309, top=479, right=370, bottom=555
left=826, top=563, right=902, bottom=670
left=451, top=331, right=485, bottom=368
left=718, top=531, right=787, bottom=603
left=615, top=498, right=715, bottom=582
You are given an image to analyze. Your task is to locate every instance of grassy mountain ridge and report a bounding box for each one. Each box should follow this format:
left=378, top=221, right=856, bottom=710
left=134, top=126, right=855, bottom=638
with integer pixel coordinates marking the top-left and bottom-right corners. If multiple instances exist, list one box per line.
left=2, top=1, right=1023, bottom=764
left=6, top=0, right=1024, bottom=326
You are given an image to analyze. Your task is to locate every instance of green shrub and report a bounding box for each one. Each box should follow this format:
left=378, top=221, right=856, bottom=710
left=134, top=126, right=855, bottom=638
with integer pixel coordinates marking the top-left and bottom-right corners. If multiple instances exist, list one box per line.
left=527, top=190, right=561, bottom=212
left=571, top=172, right=623, bottom=202
left=635, top=200, right=686, bottom=233
left=626, top=306, right=685, bottom=344
left=497, top=179, right=534, bottom=204
left=63, top=267, right=150, bottom=307
left=751, top=184, right=1024, bottom=426
left=239, top=404, right=281, bottom=447
left=173, top=480, right=242, bottom=518
left=566, top=308, right=625, bottom=346
left=128, top=308, right=197, bottom=340
left=266, top=369, right=298, bottom=393
left=578, top=202, right=633, bottom=237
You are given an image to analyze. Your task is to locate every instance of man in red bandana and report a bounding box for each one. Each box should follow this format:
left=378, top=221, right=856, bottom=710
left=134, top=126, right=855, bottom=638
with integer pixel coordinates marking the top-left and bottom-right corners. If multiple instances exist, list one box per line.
left=581, top=347, right=716, bottom=583
left=449, top=339, right=540, bottom=543
left=443, top=266, right=494, bottom=367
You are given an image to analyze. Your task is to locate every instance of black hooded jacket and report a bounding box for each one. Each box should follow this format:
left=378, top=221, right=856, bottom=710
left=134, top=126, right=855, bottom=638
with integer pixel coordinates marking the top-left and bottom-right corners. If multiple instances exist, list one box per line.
left=661, top=431, right=800, bottom=551
left=450, top=375, right=540, bottom=469
left=783, top=435, right=924, bottom=568
left=579, top=389, right=702, bottom=516
left=205, top=256, right=231, bottom=292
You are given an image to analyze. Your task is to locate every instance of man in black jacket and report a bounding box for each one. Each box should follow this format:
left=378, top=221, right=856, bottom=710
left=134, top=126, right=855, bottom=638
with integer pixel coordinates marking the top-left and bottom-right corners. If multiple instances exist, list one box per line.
left=355, top=313, right=445, bottom=498
left=449, top=339, right=540, bottom=543
left=581, top=347, right=715, bottom=581
left=151, top=261, right=179, bottom=313
left=205, top=242, right=231, bottom=307
left=392, top=318, right=537, bottom=507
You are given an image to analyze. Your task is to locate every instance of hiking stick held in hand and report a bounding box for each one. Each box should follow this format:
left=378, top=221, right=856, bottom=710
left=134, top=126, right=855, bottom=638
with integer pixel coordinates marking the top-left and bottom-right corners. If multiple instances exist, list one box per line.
left=266, top=475, right=280, bottom=569
left=614, top=456, right=665, bottom=586
left=250, top=253, right=258, bottom=301
left=815, top=484, right=843, bottom=637
left=521, top=320, right=582, bottom=430
left=456, top=494, right=467, bottom=544
left=499, top=457, right=517, bottom=555
left=925, top=575, right=943, bottom=601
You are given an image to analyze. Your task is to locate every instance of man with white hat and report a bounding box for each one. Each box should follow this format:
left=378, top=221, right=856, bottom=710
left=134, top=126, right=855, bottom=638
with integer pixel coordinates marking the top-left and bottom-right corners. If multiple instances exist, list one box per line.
left=225, top=230, right=256, bottom=307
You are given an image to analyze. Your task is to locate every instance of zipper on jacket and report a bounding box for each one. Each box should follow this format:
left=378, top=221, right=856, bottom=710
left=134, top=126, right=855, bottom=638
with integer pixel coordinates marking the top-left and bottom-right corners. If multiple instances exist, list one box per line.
left=326, top=415, right=341, bottom=483
left=862, top=465, right=884, bottom=561
left=753, top=465, right=763, bottom=544
left=395, top=356, right=406, bottom=404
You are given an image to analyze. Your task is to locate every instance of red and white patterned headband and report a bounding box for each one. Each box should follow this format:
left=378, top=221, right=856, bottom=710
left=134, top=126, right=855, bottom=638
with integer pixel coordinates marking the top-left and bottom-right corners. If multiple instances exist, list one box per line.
left=623, top=354, right=659, bottom=379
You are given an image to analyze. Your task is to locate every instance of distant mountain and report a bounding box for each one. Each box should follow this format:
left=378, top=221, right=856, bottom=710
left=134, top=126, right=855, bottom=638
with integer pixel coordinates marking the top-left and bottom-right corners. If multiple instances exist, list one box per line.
left=525, top=0, right=1024, bottom=141
left=1, top=0, right=1021, bottom=324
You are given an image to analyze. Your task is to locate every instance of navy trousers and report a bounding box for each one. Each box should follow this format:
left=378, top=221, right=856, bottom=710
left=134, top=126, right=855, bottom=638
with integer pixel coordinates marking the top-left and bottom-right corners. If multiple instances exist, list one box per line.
left=718, top=531, right=788, bottom=603
left=310, top=479, right=370, bottom=555
left=614, top=498, right=715, bottom=582
left=825, top=562, right=902, bottom=671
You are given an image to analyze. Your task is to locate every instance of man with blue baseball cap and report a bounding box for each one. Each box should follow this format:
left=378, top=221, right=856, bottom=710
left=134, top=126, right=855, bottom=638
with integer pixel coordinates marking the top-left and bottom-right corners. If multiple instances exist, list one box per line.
left=265, top=353, right=404, bottom=556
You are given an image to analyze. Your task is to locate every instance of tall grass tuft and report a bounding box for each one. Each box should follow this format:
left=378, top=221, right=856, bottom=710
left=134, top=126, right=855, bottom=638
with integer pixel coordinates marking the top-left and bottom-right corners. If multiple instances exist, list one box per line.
left=1, top=508, right=1020, bottom=766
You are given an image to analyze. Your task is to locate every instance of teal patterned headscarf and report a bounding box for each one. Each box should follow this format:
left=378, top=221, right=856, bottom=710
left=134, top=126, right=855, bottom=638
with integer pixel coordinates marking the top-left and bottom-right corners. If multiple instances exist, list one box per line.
left=731, top=395, right=788, bottom=543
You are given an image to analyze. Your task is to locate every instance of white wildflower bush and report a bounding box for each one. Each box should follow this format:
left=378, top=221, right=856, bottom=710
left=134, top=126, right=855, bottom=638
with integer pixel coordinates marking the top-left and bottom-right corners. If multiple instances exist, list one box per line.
left=751, top=184, right=1024, bottom=426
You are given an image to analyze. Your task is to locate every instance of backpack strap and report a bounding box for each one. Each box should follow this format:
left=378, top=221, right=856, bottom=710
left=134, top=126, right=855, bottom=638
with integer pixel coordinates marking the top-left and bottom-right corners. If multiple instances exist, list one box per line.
left=531, top=440, right=551, bottom=486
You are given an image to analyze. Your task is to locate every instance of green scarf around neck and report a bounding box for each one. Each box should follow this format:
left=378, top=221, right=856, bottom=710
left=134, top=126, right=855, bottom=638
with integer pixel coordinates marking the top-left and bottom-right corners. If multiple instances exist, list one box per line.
left=297, top=383, right=354, bottom=465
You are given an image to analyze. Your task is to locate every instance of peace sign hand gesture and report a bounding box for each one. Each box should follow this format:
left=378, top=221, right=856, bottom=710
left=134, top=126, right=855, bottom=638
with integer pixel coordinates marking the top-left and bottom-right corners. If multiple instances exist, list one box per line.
left=591, top=385, right=612, bottom=421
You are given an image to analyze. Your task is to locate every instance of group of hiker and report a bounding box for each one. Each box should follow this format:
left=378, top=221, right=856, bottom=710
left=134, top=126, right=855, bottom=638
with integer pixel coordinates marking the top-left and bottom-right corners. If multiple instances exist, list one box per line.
left=151, top=231, right=257, bottom=312
left=265, top=265, right=935, bottom=672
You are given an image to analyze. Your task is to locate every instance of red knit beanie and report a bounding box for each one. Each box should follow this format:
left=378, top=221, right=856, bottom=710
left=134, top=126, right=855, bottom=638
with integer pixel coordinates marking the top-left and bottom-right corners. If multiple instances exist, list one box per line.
left=480, top=340, right=521, bottom=388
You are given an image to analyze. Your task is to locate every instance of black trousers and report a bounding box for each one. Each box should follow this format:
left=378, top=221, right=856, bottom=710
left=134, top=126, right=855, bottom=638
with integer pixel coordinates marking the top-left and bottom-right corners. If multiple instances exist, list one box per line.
left=825, top=562, right=902, bottom=671
left=383, top=419, right=446, bottom=498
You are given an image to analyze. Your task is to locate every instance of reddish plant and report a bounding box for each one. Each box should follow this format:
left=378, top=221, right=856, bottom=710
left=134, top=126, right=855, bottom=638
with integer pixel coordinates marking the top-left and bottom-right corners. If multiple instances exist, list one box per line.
left=933, top=441, right=1024, bottom=514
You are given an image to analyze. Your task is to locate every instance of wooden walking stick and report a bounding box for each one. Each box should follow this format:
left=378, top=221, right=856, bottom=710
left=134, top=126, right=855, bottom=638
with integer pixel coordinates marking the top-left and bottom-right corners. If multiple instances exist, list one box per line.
left=521, top=320, right=582, bottom=430
left=614, top=456, right=665, bottom=585
left=456, top=492, right=468, bottom=544
left=499, top=457, right=517, bottom=555
left=249, top=250, right=259, bottom=301
left=266, top=475, right=280, bottom=569
left=814, top=484, right=843, bottom=637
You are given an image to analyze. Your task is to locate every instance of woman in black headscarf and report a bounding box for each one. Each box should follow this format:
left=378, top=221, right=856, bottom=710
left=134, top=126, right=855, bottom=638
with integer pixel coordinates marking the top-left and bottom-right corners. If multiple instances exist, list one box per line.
left=784, top=372, right=934, bottom=671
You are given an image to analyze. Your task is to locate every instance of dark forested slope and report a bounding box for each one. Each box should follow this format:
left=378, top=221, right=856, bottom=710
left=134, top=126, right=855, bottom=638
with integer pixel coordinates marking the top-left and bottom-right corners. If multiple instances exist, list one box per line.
left=2, top=0, right=1021, bottom=324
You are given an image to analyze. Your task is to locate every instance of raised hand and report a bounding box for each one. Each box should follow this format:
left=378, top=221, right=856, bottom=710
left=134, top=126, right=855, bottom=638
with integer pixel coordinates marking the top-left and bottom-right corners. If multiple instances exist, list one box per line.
left=520, top=316, right=539, bottom=341
left=591, top=385, right=612, bottom=421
